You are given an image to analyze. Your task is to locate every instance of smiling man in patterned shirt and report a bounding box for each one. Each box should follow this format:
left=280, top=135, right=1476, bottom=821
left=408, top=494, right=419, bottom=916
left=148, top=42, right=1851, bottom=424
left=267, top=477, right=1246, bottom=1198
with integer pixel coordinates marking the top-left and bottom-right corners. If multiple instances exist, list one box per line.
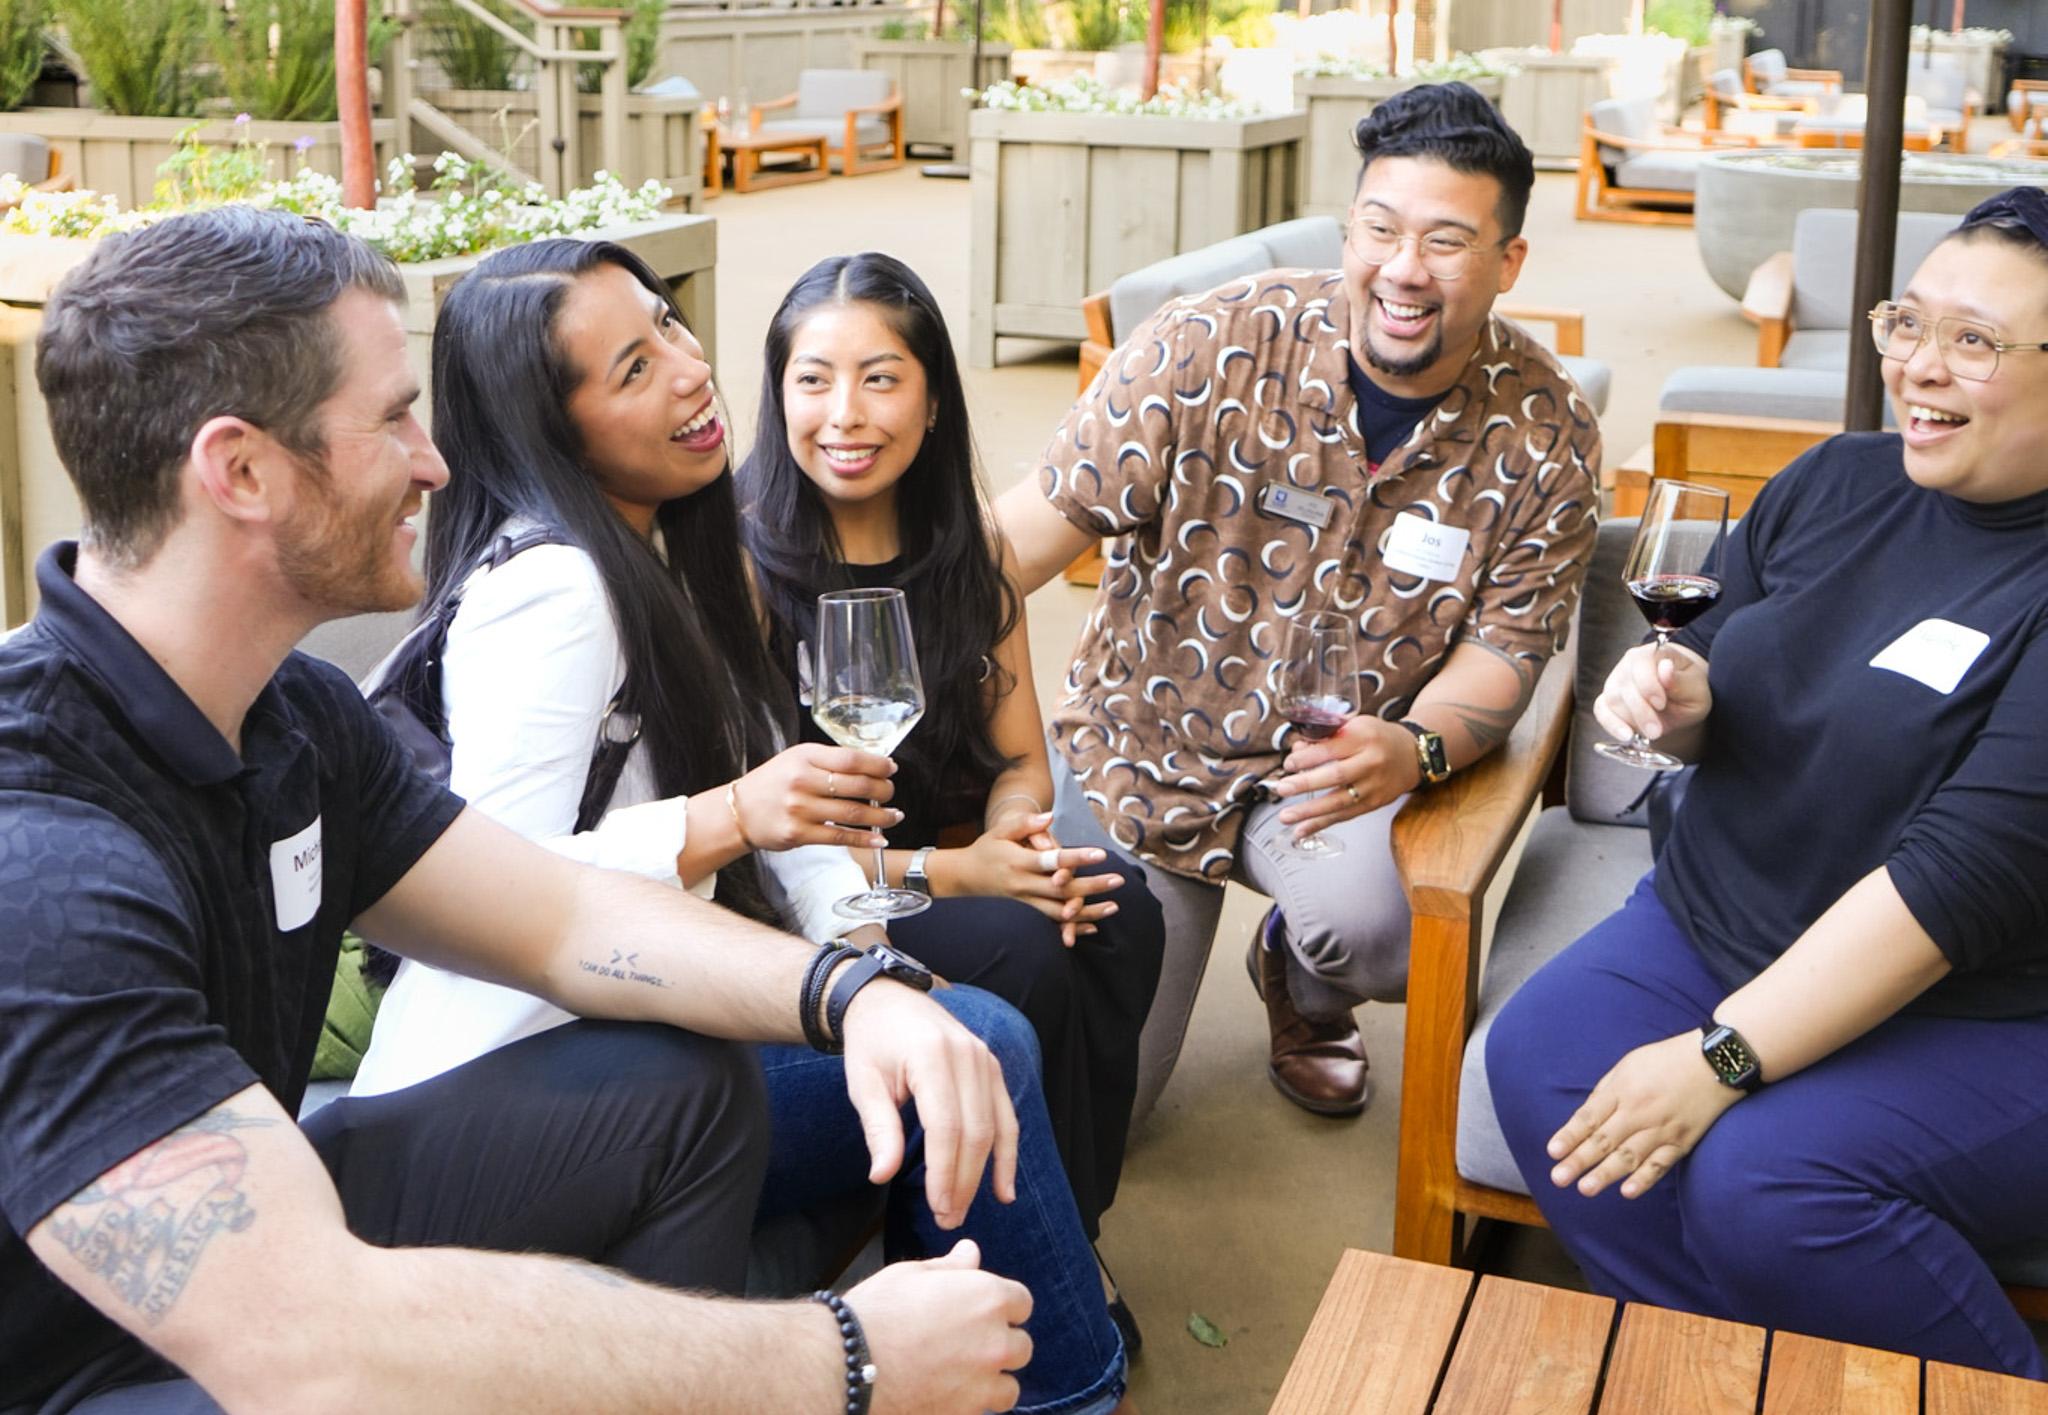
left=999, top=83, right=1601, bottom=1120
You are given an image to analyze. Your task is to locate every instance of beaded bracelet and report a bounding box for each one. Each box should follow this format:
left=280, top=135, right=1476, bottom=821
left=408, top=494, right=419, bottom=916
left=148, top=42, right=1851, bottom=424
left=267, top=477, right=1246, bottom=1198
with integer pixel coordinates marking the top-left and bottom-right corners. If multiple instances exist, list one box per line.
left=811, top=1290, right=877, bottom=1415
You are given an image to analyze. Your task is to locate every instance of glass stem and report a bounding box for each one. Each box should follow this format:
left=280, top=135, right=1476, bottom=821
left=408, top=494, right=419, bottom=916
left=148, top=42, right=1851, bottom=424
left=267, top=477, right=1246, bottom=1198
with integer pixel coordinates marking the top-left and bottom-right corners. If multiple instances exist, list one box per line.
left=869, top=800, right=888, bottom=891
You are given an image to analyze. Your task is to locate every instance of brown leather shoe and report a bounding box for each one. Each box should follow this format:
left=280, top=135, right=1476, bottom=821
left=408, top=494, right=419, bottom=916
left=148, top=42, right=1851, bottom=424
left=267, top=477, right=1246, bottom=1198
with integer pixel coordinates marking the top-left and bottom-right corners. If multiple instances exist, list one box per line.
left=1247, top=907, right=1369, bottom=1117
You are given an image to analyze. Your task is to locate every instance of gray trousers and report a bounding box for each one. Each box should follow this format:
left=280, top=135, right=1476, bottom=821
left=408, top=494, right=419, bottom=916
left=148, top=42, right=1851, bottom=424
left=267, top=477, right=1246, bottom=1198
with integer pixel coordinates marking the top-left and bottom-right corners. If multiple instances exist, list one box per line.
left=1052, top=758, right=1412, bottom=1122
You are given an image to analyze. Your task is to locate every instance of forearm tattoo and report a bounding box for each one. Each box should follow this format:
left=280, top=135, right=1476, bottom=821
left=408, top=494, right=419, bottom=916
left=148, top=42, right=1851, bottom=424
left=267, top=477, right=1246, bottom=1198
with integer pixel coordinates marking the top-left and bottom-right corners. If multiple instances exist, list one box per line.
left=48, top=1109, right=271, bottom=1326
left=577, top=949, right=672, bottom=989
left=1440, top=645, right=1539, bottom=755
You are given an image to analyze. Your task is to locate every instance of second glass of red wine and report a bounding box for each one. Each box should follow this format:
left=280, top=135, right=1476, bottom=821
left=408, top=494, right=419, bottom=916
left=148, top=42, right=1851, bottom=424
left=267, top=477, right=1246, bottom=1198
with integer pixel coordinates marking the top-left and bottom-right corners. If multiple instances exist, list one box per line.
left=1276, top=610, right=1360, bottom=857
left=1595, top=478, right=1730, bottom=770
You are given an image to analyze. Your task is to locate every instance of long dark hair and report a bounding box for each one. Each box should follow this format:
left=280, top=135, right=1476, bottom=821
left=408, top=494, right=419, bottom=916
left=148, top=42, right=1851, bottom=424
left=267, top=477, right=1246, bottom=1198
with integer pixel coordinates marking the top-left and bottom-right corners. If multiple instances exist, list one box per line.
left=400, top=237, right=782, bottom=922
left=739, top=252, right=1021, bottom=831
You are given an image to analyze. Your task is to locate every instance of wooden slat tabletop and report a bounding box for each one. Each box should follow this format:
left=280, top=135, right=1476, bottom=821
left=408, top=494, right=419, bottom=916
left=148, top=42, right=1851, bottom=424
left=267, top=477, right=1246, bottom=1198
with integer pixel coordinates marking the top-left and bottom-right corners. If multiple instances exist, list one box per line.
left=1270, top=1251, right=2048, bottom=1415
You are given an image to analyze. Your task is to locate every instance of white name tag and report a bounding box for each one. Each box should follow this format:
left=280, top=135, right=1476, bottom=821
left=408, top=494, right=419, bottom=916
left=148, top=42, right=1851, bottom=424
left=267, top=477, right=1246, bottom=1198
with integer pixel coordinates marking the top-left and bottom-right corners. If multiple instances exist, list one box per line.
left=1381, top=514, right=1470, bottom=582
left=269, top=815, right=324, bottom=932
left=1869, top=618, right=1989, bottom=695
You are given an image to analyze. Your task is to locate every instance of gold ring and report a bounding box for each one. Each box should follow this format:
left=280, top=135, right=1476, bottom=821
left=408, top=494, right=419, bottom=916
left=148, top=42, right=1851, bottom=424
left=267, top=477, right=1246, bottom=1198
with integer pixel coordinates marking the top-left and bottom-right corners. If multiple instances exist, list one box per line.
left=827, top=772, right=838, bottom=798
left=1345, top=783, right=1362, bottom=805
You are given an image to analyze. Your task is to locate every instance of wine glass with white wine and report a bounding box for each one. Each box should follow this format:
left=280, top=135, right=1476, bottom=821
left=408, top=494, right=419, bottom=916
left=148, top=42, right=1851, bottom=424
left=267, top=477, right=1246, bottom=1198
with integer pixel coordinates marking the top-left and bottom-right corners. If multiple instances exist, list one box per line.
left=812, top=587, right=931, bottom=919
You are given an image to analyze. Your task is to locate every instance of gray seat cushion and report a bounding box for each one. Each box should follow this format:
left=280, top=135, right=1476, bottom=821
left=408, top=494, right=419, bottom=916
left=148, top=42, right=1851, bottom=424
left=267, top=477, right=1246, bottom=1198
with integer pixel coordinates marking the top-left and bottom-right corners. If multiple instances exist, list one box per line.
left=1658, top=364, right=1849, bottom=422
left=1614, top=149, right=1701, bottom=194
left=1558, top=355, right=1610, bottom=417
left=792, top=68, right=891, bottom=119
left=1255, top=214, right=1343, bottom=271
left=1106, top=231, right=1276, bottom=342
left=0, top=133, right=51, bottom=183
left=1587, top=94, right=1661, bottom=168
left=758, top=115, right=895, bottom=147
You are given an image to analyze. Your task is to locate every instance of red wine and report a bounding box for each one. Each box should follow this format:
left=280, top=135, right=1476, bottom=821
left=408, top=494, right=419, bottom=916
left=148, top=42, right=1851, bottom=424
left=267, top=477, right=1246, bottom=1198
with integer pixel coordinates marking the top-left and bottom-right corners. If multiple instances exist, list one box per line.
left=1627, top=574, right=1721, bottom=633
left=1285, top=697, right=1352, bottom=740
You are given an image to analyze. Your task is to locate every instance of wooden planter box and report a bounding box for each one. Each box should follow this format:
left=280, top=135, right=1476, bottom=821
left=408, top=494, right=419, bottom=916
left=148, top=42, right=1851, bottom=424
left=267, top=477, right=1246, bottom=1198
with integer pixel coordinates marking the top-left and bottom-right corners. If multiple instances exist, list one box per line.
left=0, top=111, right=399, bottom=213
left=849, top=38, right=1013, bottom=156
left=1298, top=75, right=1502, bottom=218
left=1485, top=49, right=1622, bottom=168
left=0, top=212, right=716, bottom=626
left=415, top=90, right=705, bottom=210
left=967, top=105, right=1306, bottom=366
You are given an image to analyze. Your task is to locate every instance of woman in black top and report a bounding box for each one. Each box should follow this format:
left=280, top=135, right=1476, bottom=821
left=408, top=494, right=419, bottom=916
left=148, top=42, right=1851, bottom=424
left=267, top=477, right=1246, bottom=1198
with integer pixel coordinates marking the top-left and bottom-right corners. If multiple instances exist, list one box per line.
left=739, top=253, right=1164, bottom=1259
left=1486, top=189, right=2048, bottom=1375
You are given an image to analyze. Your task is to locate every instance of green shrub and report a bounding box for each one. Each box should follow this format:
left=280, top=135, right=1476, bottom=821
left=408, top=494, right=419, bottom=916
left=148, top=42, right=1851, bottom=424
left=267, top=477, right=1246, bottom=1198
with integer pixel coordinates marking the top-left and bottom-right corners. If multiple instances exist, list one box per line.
left=420, top=0, right=521, bottom=91
left=1063, top=0, right=1134, bottom=52
left=54, top=0, right=209, bottom=117
left=1211, top=0, right=1276, bottom=50
left=624, top=0, right=663, bottom=88
left=209, top=0, right=381, bottom=123
left=982, top=0, right=1049, bottom=48
left=1645, top=0, right=1713, bottom=47
left=0, top=0, right=49, bottom=112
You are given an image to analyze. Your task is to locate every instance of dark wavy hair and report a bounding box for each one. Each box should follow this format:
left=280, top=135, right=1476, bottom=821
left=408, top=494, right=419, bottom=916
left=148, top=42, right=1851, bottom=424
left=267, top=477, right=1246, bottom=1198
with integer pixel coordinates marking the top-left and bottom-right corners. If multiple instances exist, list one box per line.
left=739, top=252, right=1021, bottom=832
left=399, top=237, right=782, bottom=922
left=1351, top=80, right=1537, bottom=238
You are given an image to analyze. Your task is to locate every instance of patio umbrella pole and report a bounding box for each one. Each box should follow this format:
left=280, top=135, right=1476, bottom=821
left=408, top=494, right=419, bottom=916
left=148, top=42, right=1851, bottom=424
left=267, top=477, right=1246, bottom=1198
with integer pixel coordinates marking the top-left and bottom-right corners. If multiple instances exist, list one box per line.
left=336, top=0, right=375, bottom=209
left=1846, top=0, right=1914, bottom=432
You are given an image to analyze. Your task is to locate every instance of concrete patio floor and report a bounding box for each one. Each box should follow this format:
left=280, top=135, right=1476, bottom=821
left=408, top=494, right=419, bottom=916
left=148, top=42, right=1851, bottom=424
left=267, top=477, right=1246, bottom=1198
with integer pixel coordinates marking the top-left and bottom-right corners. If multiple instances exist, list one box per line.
left=697, top=156, right=1891, bottom=1410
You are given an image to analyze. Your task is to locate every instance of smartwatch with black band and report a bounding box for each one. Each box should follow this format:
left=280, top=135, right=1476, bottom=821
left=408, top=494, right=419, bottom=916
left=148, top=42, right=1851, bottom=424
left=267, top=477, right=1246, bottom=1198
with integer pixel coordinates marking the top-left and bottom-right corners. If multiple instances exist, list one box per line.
left=1397, top=719, right=1451, bottom=786
left=825, top=941, right=936, bottom=1051
left=1700, top=1020, right=1764, bottom=1093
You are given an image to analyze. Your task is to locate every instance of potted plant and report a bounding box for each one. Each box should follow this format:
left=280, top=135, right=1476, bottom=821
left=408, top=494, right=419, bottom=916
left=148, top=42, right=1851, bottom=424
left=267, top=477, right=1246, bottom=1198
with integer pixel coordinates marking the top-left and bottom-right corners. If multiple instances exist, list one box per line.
left=1294, top=53, right=1510, bottom=218
left=965, top=75, right=1306, bottom=366
left=0, top=139, right=717, bottom=619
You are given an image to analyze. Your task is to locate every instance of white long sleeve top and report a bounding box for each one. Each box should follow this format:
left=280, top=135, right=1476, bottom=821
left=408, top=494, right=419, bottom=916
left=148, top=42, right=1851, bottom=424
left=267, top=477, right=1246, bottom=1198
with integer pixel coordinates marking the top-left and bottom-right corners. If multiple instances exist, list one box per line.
left=351, top=530, right=867, bottom=1097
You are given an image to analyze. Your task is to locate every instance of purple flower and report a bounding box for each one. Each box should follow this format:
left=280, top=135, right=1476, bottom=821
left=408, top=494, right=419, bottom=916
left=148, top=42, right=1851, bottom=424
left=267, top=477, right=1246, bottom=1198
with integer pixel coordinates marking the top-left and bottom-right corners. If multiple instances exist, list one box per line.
left=294, top=135, right=315, bottom=153
left=235, top=112, right=251, bottom=125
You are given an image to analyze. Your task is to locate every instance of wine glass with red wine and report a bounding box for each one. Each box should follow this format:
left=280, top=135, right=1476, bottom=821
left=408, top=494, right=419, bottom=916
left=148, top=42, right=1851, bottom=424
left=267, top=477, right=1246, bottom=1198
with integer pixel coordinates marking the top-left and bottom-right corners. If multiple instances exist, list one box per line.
left=1276, top=610, right=1360, bottom=857
left=1595, top=479, right=1730, bottom=770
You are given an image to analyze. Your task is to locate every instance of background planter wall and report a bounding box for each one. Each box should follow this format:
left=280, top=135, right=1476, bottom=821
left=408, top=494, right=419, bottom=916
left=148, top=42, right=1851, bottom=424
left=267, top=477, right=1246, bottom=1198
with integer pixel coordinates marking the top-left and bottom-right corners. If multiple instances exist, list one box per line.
left=0, top=213, right=717, bottom=626
left=0, top=112, right=399, bottom=213
left=415, top=91, right=706, bottom=209
left=1010, top=49, right=1208, bottom=91
left=966, top=106, right=1306, bottom=366
left=849, top=38, right=1013, bottom=156
left=659, top=0, right=906, bottom=116
left=1909, top=29, right=2008, bottom=111
left=1298, top=74, right=1501, bottom=218
left=1448, top=0, right=1627, bottom=55
left=1486, top=50, right=1621, bottom=168
left=1693, top=150, right=2048, bottom=299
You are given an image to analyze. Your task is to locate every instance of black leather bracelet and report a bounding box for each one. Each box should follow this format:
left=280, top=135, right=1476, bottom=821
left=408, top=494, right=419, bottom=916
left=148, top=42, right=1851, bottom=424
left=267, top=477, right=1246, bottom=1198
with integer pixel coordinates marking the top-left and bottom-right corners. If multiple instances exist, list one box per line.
left=800, top=944, right=857, bottom=1054
left=811, top=1290, right=877, bottom=1415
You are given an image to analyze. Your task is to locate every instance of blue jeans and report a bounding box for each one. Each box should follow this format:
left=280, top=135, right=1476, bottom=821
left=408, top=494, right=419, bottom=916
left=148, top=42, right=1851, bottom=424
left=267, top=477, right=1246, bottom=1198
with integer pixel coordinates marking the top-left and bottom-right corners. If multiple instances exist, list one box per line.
left=1487, top=876, right=2048, bottom=1379
left=760, top=984, right=1127, bottom=1415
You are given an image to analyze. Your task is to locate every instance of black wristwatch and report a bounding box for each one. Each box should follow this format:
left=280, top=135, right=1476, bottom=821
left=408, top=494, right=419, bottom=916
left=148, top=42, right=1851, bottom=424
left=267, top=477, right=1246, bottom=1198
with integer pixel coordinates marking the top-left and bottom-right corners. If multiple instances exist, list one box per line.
left=825, top=941, right=936, bottom=1051
left=1700, top=1021, right=1764, bottom=1093
left=1397, top=719, right=1451, bottom=786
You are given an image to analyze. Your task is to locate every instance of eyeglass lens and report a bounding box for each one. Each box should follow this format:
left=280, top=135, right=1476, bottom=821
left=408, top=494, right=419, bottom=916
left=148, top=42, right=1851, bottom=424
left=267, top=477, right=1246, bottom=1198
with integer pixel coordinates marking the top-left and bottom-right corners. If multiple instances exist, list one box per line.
left=1871, top=305, right=2000, bottom=380
left=1346, top=222, right=1477, bottom=278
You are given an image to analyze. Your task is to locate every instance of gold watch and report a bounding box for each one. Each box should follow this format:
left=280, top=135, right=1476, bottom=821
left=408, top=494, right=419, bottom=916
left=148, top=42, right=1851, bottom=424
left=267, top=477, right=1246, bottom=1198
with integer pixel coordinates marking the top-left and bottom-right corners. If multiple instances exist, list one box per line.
left=1397, top=719, right=1450, bottom=786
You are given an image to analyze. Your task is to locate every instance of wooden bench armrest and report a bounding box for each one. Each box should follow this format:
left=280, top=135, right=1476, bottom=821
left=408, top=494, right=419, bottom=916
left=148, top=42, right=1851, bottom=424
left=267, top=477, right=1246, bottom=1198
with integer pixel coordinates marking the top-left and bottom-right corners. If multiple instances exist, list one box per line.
left=1496, top=304, right=1583, bottom=356
left=1739, top=249, right=1795, bottom=365
left=1391, top=638, right=1576, bottom=921
left=752, top=92, right=799, bottom=123
left=848, top=91, right=904, bottom=117
left=1785, top=66, right=1843, bottom=88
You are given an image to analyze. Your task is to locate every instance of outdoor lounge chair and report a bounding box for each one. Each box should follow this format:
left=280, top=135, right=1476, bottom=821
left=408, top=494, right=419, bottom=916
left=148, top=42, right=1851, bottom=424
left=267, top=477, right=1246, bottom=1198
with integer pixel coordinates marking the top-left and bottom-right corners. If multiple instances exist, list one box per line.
left=1739, top=207, right=1955, bottom=368
left=1700, top=67, right=1805, bottom=138
left=1743, top=47, right=1843, bottom=100
left=1385, top=515, right=2048, bottom=1321
left=1575, top=95, right=1764, bottom=227
left=752, top=69, right=904, bottom=178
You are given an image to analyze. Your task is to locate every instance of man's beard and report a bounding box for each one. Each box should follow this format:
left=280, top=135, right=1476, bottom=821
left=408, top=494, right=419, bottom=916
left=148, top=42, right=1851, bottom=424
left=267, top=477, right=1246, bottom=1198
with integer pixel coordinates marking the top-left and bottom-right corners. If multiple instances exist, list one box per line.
left=276, top=449, right=424, bottom=618
left=1361, top=326, right=1443, bottom=381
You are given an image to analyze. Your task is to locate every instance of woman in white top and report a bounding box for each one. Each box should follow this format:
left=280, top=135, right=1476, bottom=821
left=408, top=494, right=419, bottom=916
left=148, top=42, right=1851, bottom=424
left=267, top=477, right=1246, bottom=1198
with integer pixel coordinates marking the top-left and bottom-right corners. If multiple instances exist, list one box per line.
left=352, top=238, right=1132, bottom=1415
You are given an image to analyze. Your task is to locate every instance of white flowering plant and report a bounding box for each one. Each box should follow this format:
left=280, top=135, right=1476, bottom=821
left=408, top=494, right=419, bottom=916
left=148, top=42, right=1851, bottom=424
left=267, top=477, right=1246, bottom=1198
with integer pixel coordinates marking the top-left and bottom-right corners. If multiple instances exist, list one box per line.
left=1, top=137, right=673, bottom=260
left=972, top=75, right=1265, bottom=119
left=1295, top=52, right=1516, bottom=82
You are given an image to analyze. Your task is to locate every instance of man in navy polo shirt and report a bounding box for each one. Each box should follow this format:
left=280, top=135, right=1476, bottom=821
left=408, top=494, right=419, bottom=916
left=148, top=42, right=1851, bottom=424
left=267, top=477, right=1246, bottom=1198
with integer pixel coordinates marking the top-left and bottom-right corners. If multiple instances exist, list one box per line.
left=0, top=208, right=1037, bottom=1415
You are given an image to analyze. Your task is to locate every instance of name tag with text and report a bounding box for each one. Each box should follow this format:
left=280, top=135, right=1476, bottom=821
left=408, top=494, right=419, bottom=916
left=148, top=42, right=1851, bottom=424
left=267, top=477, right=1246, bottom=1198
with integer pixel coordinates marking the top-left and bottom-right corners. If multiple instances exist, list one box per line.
left=1869, top=618, right=1989, bottom=695
left=1381, top=514, right=1470, bottom=582
left=269, top=815, right=324, bottom=932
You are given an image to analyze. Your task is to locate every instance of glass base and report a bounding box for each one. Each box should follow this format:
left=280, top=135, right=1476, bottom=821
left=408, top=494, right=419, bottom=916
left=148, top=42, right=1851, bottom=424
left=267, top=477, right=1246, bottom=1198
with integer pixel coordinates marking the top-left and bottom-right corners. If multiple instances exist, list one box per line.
left=832, top=887, right=933, bottom=921
left=1594, top=737, right=1683, bottom=771
left=1288, top=833, right=1346, bottom=857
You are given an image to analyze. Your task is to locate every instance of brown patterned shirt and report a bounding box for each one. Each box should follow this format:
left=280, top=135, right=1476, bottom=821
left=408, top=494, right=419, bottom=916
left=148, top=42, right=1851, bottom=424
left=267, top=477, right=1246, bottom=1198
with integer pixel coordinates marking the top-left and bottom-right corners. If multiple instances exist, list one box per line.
left=1041, top=267, right=1601, bottom=880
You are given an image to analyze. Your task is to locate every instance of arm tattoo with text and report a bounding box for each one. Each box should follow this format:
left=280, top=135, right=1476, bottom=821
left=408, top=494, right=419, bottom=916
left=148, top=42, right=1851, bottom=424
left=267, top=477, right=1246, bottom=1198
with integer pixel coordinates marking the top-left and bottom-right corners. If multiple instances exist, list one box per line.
left=577, top=949, right=673, bottom=989
left=48, top=1109, right=272, bottom=1326
left=1439, top=645, right=1539, bottom=755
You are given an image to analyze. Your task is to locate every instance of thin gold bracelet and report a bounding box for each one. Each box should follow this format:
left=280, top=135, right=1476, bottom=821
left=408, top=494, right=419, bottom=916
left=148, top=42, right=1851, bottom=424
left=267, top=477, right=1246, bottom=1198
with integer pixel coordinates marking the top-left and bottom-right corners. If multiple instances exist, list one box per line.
left=725, top=781, right=760, bottom=852
left=986, top=791, right=1047, bottom=824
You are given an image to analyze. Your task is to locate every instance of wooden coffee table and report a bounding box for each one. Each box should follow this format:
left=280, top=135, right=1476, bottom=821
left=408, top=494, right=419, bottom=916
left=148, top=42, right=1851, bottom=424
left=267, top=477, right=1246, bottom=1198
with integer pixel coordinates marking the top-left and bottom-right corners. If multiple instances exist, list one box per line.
left=1269, top=1249, right=2048, bottom=1414
left=706, top=125, right=830, bottom=195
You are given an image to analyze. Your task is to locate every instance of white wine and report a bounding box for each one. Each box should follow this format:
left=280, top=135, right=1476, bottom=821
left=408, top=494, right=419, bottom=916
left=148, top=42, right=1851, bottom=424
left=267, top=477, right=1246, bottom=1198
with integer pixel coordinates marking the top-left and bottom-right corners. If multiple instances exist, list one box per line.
left=813, top=694, right=922, bottom=757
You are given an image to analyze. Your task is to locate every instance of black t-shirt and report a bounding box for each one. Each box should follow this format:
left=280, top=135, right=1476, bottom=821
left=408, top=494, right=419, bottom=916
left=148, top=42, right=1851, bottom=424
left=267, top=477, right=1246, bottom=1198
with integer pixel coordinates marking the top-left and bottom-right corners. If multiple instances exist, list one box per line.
left=1656, top=436, right=2048, bottom=1017
left=0, top=545, right=463, bottom=1409
left=1347, top=356, right=1451, bottom=468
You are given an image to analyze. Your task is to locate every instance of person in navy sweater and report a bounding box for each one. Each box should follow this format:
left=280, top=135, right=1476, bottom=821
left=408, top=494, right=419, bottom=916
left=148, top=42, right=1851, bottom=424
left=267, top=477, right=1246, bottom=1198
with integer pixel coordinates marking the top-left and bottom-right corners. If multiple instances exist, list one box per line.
left=1487, top=186, right=2048, bottom=1377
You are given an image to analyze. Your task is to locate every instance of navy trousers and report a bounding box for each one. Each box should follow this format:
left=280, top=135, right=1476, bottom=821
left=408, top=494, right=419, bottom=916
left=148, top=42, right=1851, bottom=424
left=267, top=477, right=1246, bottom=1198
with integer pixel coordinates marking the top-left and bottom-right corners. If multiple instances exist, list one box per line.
left=1487, top=876, right=2048, bottom=1379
